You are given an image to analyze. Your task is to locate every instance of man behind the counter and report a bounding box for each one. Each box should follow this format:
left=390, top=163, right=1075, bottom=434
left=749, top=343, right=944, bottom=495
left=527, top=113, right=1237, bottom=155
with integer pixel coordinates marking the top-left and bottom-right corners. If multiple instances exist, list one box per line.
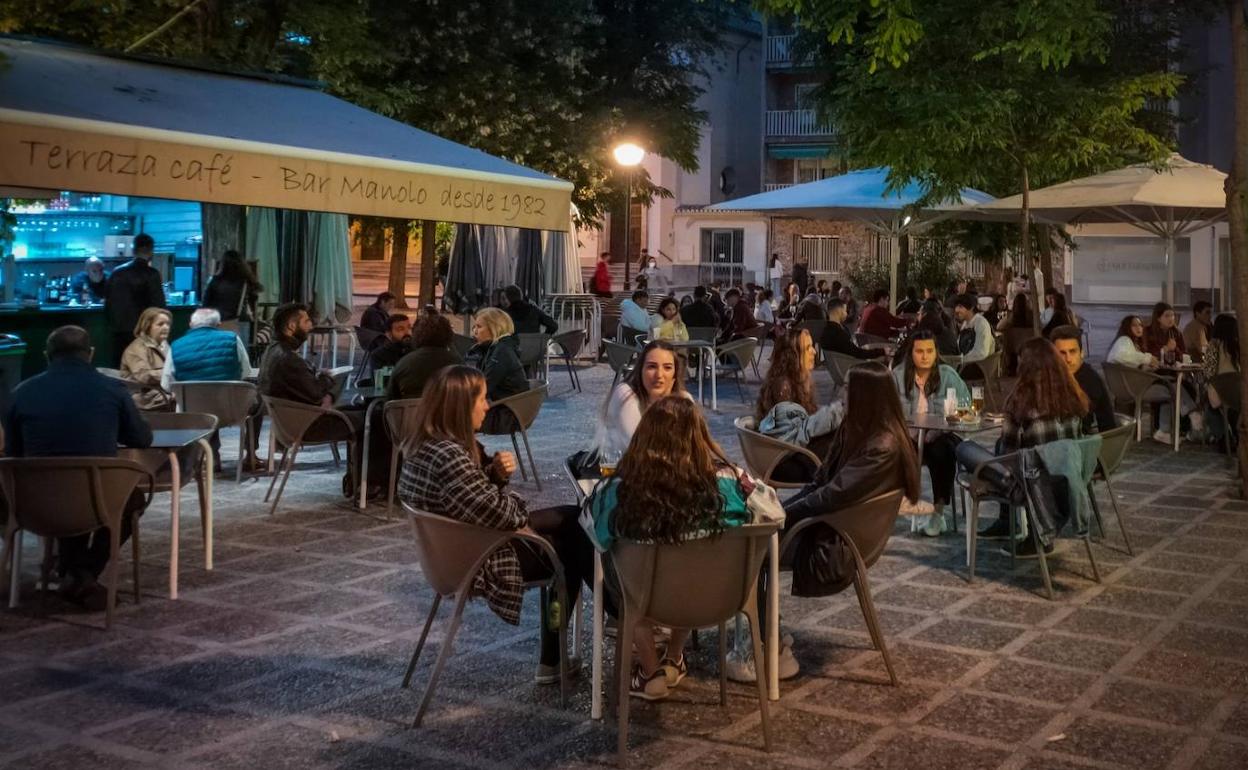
left=105, top=234, right=166, bottom=365
left=71, top=257, right=110, bottom=304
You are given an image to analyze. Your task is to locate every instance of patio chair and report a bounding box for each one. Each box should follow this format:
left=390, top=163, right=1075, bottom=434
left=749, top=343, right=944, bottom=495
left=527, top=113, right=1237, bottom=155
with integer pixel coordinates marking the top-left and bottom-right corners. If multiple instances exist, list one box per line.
left=96, top=367, right=145, bottom=395
left=480, top=382, right=548, bottom=490
left=516, top=333, right=552, bottom=383
left=400, top=505, right=571, bottom=726
left=777, top=490, right=905, bottom=686
left=450, top=333, right=476, bottom=361
left=853, top=332, right=889, bottom=347
left=1102, top=363, right=1173, bottom=441
left=741, top=325, right=767, bottom=378
left=715, top=337, right=757, bottom=403
left=550, top=329, right=587, bottom=392
left=0, top=457, right=153, bottom=628
left=957, top=449, right=1101, bottom=600
left=1002, top=327, right=1037, bottom=376
left=1088, top=415, right=1136, bottom=556
left=733, top=416, right=820, bottom=490
left=170, top=380, right=260, bottom=482
left=383, top=398, right=424, bottom=516
left=943, top=349, right=1004, bottom=411
left=610, top=521, right=780, bottom=766
left=604, top=340, right=639, bottom=389
left=261, top=396, right=359, bottom=516
left=824, top=351, right=872, bottom=392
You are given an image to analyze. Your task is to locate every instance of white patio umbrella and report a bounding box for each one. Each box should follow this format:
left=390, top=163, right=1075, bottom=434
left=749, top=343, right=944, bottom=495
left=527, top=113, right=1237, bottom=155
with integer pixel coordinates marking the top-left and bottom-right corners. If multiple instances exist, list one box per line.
left=708, top=167, right=994, bottom=305
left=972, top=154, right=1227, bottom=304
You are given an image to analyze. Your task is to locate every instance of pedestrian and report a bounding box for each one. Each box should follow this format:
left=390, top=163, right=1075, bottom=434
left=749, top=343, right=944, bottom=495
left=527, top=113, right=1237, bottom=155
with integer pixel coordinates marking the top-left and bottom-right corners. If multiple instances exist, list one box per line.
left=104, top=233, right=165, bottom=366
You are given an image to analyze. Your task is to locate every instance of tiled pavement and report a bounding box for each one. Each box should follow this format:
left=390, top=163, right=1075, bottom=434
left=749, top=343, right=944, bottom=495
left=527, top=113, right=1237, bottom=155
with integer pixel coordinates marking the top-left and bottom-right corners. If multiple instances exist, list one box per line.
left=2, top=305, right=1247, bottom=769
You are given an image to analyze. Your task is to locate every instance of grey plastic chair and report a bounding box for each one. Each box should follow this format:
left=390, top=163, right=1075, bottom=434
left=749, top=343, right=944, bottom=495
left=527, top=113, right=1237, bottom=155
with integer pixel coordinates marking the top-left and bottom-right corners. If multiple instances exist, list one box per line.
left=0, top=457, right=153, bottom=628
left=715, top=337, right=757, bottom=403
left=451, top=333, right=476, bottom=361
left=1103, top=363, right=1173, bottom=441
left=96, top=367, right=145, bottom=394
left=383, top=398, right=424, bottom=516
left=604, top=340, right=639, bottom=389
left=516, top=333, right=553, bottom=383
left=777, top=490, right=905, bottom=685
left=480, top=382, right=548, bottom=490
left=1088, top=415, right=1137, bottom=555
left=609, top=521, right=780, bottom=766
left=550, top=329, right=587, bottom=391
left=170, top=380, right=259, bottom=481
left=823, top=351, right=872, bottom=391
left=261, top=396, right=359, bottom=516
left=400, top=505, right=571, bottom=726
left=733, top=416, right=820, bottom=490
left=944, top=349, right=1004, bottom=411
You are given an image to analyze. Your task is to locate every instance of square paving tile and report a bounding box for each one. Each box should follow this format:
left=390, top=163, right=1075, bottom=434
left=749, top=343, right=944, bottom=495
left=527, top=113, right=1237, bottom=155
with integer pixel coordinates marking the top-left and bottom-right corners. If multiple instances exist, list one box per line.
left=1045, top=714, right=1186, bottom=769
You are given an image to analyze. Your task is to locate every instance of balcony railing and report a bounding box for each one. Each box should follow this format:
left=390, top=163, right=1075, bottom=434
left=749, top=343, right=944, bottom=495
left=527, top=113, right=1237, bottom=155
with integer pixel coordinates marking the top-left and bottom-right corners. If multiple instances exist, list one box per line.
left=765, top=109, right=835, bottom=137
left=764, top=183, right=795, bottom=192
left=766, top=35, right=795, bottom=64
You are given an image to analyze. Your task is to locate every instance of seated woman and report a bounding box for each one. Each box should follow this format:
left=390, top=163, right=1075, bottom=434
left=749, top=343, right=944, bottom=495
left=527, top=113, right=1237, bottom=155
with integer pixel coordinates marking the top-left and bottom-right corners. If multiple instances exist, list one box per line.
left=1144, top=302, right=1186, bottom=360
left=776, top=282, right=801, bottom=321
left=466, top=307, right=530, bottom=432
left=1204, top=314, right=1241, bottom=442
left=398, top=365, right=592, bottom=683
left=956, top=338, right=1087, bottom=557
left=1106, top=315, right=1158, bottom=368
left=892, top=299, right=958, bottom=367
left=653, top=297, right=689, bottom=342
left=892, top=330, right=971, bottom=536
left=597, top=340, right=690, bottom=460
left=121, top=306, right=175, bottom=412
left=388, top=314, right=461, bottom=399
left=997, top=292, right=1033, bottom=333
left=755, top=328, right=843, bottom=481
left=1040, top=293, right=1077, bottom=338
left=583, top=395, right=783, bottom=701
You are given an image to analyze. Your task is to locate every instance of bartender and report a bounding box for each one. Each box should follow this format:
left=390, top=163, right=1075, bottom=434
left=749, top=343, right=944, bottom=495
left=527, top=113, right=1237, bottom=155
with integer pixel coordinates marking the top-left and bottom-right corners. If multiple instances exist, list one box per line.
left=70, top=257, right=110, bottom=303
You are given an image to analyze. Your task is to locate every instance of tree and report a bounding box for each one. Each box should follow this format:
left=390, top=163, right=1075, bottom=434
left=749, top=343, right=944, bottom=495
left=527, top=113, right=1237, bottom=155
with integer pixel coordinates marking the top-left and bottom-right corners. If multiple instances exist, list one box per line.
left=1223, top=0, right=1248, bottom=493
left=758, top=0, right=1181, bottom=329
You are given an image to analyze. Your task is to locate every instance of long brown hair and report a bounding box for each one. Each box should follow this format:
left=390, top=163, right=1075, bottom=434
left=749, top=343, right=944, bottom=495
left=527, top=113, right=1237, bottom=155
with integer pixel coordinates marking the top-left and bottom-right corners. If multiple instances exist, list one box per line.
left=1113, top=315, right=1145, bottom=352
left=828, top=362, right=921, bottom=503
left=1007, top=338, right=1089, bottom=421
left=613, top=395, right=731, bottom=544
left=623, top=339, right=687, bottom=407
left=406, top=365, right=485, bottom=461
left=756, top=328, right=816, bottom=421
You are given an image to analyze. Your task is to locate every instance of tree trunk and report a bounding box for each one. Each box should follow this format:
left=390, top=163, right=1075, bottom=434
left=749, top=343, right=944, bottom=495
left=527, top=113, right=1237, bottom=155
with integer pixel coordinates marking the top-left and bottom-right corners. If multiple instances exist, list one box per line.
left=419, top=220, right=438, bottom=309
left=1036, top=222, right=1055, bottom=299
left=897, top=234, right=911, bottom=296
left=1020, top=164, right=1042, bottom=336
left=200, top=203, right=245, bottom=282
left=1227, top=0, right=1248, bottom=496
left=387, top=220, right=411, bottom=309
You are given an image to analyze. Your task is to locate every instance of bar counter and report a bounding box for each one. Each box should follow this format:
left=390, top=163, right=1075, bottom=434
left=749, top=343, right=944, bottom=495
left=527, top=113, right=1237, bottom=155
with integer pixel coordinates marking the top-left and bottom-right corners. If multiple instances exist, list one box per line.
left=0, top=303, right=196, bottom=378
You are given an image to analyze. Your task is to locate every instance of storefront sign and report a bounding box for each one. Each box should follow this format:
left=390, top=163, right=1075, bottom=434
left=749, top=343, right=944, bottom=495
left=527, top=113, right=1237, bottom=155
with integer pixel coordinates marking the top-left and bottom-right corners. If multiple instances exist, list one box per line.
left=0, top=120, right=571, bottom=231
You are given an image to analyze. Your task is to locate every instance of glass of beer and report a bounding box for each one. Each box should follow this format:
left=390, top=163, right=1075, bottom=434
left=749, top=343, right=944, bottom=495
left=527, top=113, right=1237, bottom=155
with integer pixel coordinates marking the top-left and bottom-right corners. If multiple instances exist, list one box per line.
left=971, top=386, right=985, bottom=415
left=599, top=448, right=621, bottom=478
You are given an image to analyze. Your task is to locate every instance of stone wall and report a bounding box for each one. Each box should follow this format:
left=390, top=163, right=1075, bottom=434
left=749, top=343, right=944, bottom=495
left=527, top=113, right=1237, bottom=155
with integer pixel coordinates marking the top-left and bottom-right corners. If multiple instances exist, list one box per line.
left=769, top=218, right=877, bottom=276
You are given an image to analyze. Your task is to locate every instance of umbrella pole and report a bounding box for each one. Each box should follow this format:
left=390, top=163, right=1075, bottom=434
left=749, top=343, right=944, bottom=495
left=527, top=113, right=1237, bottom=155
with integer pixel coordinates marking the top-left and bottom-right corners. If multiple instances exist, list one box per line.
left=889, top=234, right=900, bottom=312
left=1165, top=233, right=1175, bottom=306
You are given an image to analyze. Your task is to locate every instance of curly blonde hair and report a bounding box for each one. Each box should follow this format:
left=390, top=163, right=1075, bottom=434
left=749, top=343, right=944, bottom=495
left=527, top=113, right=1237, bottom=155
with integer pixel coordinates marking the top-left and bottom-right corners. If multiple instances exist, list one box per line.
left=473, top=307, right=514, bottom=341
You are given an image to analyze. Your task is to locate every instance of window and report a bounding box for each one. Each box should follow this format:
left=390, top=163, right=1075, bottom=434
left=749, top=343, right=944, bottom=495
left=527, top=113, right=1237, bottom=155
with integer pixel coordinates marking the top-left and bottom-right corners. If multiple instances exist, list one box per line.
left=698, top=228, right=745, bottom=285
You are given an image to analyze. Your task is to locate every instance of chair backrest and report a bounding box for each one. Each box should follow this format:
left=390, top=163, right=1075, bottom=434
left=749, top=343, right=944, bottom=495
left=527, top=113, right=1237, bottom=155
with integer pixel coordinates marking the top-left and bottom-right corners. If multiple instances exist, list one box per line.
left=1102, top=362, right=1162, bottom=402
left=718, top=337, right=756, bottom=369
left=551, top=329, right=585, bottom=358
left=610, top=522, right=780, bottom=630
left=261, top=395, right=327, bottom=446
left=170, top=381, right=258, bottom=426
left=451, top=333, right=476, bottom=360
left=604, top=340, right=638, bottom=376
left=515, top=333, right=552, bottom=368
left=383, top=398, right=424, bottom=444
left=490, top=383, right=547, bottom=430
left=853, top=332, right=888, bottom=347
left=142, top=411, right=220, bottom=434
left=0, top=457, right=152, bottom=539
left=782, top=490, right=904, bottom=571
left=405, top=505, right=515, bottom=598
left=1098, top=414, right=1136, bottom=476
left=824, top=351, right=868, bottom=387
left=796, top=319, right=827, bottom=343
left=958, top=349, right=1002, bottom=381
left=732, top=416, right=818, bottom=489
left=354, top=325, right=383, bottom=351
left=97, top=367, right=145, bottom=394
left=687, top=326, right=718, bottom=343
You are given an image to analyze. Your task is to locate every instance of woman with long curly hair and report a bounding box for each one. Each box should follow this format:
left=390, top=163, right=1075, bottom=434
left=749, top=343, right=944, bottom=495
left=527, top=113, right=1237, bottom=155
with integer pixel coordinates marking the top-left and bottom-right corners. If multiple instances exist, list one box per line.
left=755, top=327, right=843, bottom=479
left=583, top=395, right=782, bottom=700
left=1106, top=314, right=1156, bottom=368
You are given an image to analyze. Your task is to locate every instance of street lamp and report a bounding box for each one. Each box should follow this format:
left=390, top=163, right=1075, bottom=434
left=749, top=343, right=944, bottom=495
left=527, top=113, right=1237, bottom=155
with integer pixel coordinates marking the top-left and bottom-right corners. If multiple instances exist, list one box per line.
left=613, top=142, right=645, bottom=290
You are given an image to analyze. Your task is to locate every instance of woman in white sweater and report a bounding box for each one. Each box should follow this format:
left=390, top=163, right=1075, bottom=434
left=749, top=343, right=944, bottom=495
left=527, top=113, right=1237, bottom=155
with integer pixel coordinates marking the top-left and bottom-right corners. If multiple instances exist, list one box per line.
left=598, top=340, right=694, bottom=457
left=1106, top=315, right=1157, bottom=368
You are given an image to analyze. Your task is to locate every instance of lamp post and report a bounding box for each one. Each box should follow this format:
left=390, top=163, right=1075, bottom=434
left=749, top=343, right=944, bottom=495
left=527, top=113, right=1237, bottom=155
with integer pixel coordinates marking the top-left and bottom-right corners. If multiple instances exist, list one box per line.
left=612, top=142, right=645, bottom=291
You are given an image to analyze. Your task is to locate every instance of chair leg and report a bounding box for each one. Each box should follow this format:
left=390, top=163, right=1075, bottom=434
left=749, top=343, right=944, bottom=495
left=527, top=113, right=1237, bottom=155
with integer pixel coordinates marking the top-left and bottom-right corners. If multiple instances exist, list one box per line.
left=555, top=577, right=570, bottom=710
left=1087, top=482, right=1107, bottom=540
left=105, top=527, right=121, bottom=629
left=847, top=543, right=898, bottom=686
left=1134, top=401, right=1143, bottom=442
left=520, top=429, right=542, bottom=492
left=402, top=593, right=443, bottom=688
left=8, top=530, right=22, bottom=609
left=330, top=441, right=342, bottom=467
left=1103, top=475, right=1135, bottom=556
left=967, top=498, right=980, bottom=583
left=267, top=447, right=300, bottom=517
left=718, top=621, right=728, bottom=707
left=510, top=433, right=528, bottom=481
left=1023, top=502, right=1055, bottom=600
left=236, top=421, right=246, bottom=484
left=617, top=605, right=635, bottom=768
left=742, top=603, right=773, bottom=753
left=412, top=590, right=469, bottom=728
left=131, top=515, right=141, bottom=604
left=263, top=445, right=288, bottom=502
left=387, top=445, right=401, bottom=518
left=1083, top=531, right=1102, bottom=583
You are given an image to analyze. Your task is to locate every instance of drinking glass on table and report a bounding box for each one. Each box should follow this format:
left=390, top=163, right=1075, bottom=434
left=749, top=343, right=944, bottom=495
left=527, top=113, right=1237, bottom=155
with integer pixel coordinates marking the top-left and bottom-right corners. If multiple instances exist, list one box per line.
left=599, top=447, right=621, bottom=478
left=971, top=385, right=985, bottom=415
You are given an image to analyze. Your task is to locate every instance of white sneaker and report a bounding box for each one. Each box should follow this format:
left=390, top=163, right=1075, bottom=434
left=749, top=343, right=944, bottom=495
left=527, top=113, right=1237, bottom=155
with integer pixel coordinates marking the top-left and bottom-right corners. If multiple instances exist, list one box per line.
left=1190, top=412, right=1205, bottom=432
left=724, top=639, right=800, bottom=683
left=1152, top=429, right=1173, bottom=445
left=920, top=511, right=946, bottom=537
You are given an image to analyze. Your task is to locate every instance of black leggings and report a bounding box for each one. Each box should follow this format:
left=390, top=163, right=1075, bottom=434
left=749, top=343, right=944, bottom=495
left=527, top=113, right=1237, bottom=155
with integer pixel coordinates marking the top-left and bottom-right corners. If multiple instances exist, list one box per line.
left=512, top=505, right=593, bottom=665
left=919, top=433, right=962, bottom=506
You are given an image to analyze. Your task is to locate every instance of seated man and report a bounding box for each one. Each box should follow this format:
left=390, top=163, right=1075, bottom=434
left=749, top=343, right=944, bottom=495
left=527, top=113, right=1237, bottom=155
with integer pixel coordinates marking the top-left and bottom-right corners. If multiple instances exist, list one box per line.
left=4, top=325, right=152, bottom=607
left=1050, top=325, right=1116, bottom=435
left=819, top=299, right=884, bottom=360
left=857, top=290, right=909, bottom=339
left=388, top=314, right=462, bottom=399
left=952, top=294, right=995, bottom=365
left=502, top=284, right=558, bottom=334
left=164, top=307, right=260, bottom=470
left=679, top=286, right=719, bottom=331
left=619, top=289, right=653, bottom=343
left=360, top=291, right=395, bottom=334
left=365, top=313, right=412, bottom=375
left=260, top=303, right=387, bottom=497
left=721, top=288, right=759, bottom=342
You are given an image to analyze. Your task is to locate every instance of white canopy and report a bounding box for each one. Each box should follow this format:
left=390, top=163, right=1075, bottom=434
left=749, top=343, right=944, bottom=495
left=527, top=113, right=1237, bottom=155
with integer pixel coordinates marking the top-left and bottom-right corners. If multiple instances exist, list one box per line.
left=0, top=37, right=572, bottom=231
left=972, top=154, right=1226, bottom=303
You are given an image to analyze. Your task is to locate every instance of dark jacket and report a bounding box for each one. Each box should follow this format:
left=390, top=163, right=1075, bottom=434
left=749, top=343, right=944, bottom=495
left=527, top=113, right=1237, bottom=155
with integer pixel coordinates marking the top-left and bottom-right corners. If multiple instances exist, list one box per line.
left=367, top=338, right=411, bottom=372
left=468, top=335, right=529, bottom=400
left=506, top=300, right=558, bottom=335
left=360, top=303, right=389, bottom=334
left=387, top=346, right=462, bottom=400
left=724, top=301, right=758, bottom=340
left=783, top=430, right=909, bottom=596
left=5, top=358, right=152, bottom=457
left=105, top=258, right=165, bottom=334
left=1075, top=363, right=1116, bottom=435
left=259, top=340, right=334, bottom=404
left=70, top=270, right=109, bottom=302
left=203, top=275, right=257, bottom=321
left=819, top=321, right=884, bottom=360
left=680, top=300, right=719, bottom=331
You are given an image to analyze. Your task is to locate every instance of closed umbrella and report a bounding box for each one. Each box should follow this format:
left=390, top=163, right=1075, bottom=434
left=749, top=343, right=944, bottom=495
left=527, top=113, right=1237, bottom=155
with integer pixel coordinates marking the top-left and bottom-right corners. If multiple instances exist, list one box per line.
left=245, top=207, right=280, bottom=319
left=445, top=223, right=486, bottom=318
left=543, top=203, right=583, bottom=295
left=514, top=228, right=544, bottom=303
left=306, top=212, right=353, bottom=325
left=277, top=209, right=309, bottom=305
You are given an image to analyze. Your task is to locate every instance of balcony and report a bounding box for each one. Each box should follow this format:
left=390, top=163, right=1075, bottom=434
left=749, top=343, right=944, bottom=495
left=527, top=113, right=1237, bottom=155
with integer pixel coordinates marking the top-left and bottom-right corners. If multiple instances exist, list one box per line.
left=763, top=183, right=795, bottom=192
left=765, top=110, right=836, bottom=137
left=766, top=35, right=795, bottom=65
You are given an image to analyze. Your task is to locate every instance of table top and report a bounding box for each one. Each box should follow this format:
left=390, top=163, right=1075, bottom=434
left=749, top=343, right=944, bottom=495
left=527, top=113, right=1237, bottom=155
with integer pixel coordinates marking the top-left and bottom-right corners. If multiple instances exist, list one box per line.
left=908, top=412, right=1003, bottom=434
left=147, top=427, right=215, bottom=450
left=663, top=338, right=716, bottom=348
left=1158, top=363, right=1203, bottom=373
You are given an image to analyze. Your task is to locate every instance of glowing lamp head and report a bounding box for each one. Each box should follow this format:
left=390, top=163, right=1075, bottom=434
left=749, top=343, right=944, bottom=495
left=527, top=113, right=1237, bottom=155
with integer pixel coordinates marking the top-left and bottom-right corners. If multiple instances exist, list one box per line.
left=612, top=142, right=645, bottom=167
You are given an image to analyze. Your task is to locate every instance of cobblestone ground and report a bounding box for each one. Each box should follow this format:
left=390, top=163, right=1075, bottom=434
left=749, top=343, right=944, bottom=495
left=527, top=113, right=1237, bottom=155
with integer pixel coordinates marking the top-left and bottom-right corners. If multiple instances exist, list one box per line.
left=2, top=305, right=1246, bottom=769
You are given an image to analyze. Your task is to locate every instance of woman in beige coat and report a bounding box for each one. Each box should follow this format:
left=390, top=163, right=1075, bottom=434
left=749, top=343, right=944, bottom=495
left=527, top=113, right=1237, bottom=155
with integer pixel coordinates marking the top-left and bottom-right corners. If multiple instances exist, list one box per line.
left=121, top=307, right=174, bottom=411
